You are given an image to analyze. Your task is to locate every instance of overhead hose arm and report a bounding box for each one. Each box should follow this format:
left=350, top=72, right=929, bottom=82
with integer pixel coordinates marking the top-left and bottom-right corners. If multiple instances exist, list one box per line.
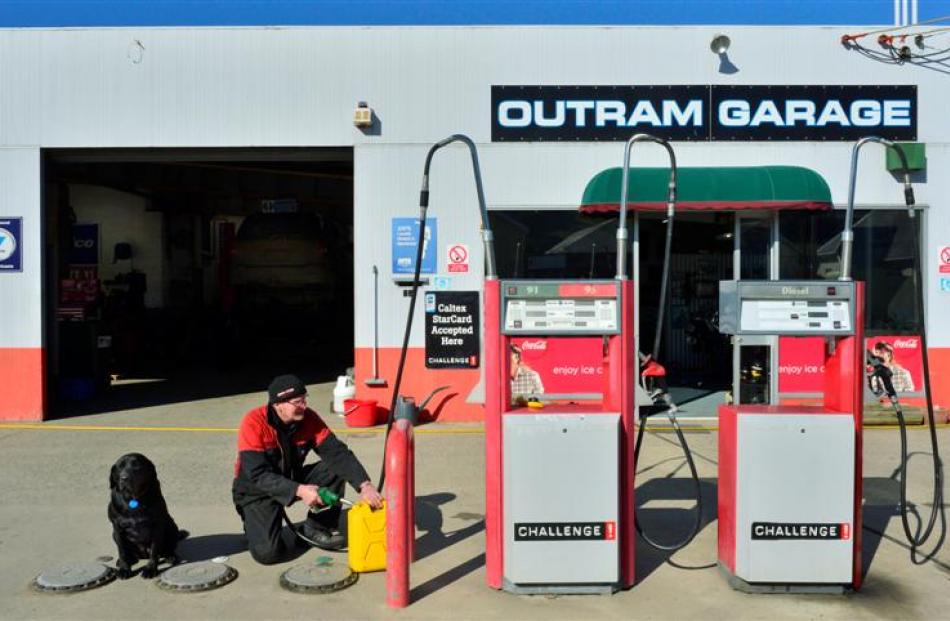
left=842, top=137, right=915, bottom=281
left=378, top=134, right=494, bottom=488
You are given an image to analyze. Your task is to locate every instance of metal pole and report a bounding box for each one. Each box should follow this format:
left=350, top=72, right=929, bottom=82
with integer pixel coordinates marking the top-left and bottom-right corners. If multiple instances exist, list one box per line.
left=616, top=133, right=678, bottom=359
left=616, top=133, right=677, bottom=281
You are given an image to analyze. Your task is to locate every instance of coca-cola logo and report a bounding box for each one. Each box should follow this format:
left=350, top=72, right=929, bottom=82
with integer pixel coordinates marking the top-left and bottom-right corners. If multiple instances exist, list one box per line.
left=892, top=338, right=919, bottom=349
left=520, top=340, right=547, bottom=351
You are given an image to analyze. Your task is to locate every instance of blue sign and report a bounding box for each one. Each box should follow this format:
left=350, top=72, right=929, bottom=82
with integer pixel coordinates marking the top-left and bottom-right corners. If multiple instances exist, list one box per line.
left=392, top=217, right=437, bottom=275
left=940, top=278, right=950, bottom=293
left=70, top=223, right=99, bottom=265
left=0, top=217, right=22, bottom=272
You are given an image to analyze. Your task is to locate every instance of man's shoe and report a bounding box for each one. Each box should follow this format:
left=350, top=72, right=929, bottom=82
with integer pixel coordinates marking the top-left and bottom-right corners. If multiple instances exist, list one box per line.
left=296, top=522, right=346, bottom=551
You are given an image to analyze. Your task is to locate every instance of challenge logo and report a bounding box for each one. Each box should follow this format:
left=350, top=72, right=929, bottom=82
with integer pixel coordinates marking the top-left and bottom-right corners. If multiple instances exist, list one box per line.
left=751, top=522, right=851, bottom=540
left=515, top=521, right=616, bottom=541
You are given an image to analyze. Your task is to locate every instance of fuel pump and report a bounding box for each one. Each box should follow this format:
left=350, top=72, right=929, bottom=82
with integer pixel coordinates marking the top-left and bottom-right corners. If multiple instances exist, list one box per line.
left=483, top=143, right=643, bottom=593
left=715, top=137, right=943, bottom=593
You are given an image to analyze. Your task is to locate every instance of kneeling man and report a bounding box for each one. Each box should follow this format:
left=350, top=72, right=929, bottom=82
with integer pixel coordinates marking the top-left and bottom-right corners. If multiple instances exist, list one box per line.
left=233, top=374, right=383, bottom=564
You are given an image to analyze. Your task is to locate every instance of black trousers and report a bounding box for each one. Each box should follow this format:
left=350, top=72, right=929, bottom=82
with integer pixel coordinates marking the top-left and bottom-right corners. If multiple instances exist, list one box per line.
left=234, top=462, right=345, bottom=565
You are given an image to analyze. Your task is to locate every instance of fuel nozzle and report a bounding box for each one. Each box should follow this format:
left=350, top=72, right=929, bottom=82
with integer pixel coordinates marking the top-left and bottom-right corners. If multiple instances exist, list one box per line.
left=904, top=183, right=916, bottom=217
left=311, top=488, right=354, bottom=513
left=904, top=184, right=915, bottom=207
left=866, top=349, right=898, bottom=403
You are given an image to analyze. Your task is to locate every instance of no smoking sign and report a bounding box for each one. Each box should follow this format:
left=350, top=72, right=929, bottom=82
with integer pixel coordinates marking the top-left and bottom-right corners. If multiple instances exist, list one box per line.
left=447, top=243, right=469, bottom=273
left=941, top=246, right=950, bottom=274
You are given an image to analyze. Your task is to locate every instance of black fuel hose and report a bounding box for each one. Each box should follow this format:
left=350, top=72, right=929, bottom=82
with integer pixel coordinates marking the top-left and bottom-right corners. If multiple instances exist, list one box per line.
left=633, top=408, right=704, bottom=551
left=378, top=135, right=492, bottom=489
left=626, top=144, right=704, bottom=552
left=877, top=213, right=946, bottom=564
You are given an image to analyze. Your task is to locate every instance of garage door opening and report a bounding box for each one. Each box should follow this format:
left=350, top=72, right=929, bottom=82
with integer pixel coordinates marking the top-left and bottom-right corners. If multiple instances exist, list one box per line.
left=43, top=148, right=354, bottom=417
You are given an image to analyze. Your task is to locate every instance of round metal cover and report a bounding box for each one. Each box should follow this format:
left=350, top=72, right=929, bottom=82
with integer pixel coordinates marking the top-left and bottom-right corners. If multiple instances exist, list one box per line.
left=33, top=561, right=116, bottom=593
left=158, top=561, right=238, bottom=592
left=280, top=557, right=358, bottom=594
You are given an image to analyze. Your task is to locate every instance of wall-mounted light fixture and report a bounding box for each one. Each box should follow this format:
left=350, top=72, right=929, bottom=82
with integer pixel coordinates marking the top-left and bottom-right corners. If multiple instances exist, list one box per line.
left=710, top=34, right=731, bottom=55
left=353, top=101, right=374, bottom=128
left=710, top=34, right=739, bottom=75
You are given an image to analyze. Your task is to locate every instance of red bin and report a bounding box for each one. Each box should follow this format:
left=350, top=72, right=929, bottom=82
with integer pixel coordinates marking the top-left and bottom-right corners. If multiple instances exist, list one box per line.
left=343, top=398, right=381, bottom=427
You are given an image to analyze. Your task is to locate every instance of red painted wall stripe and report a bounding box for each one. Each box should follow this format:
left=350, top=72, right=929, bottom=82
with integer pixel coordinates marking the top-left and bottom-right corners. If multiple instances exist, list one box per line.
left=927, top=348, right=950, bottom=411
left=0, top=348, right=45, bottom=421
left=354, top=348, right=483, bottom=422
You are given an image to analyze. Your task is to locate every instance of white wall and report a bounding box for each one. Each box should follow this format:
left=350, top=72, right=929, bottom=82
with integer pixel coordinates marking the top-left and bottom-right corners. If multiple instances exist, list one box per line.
left=0, top=25, right=947, bottom=346
left=69, top=184, right=164, bottom=308
left=0, top=148, right=41, bottom=348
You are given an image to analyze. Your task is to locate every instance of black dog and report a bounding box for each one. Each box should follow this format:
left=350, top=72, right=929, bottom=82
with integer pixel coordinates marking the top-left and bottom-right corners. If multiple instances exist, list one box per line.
left=108, top=453, right=187, bottom=579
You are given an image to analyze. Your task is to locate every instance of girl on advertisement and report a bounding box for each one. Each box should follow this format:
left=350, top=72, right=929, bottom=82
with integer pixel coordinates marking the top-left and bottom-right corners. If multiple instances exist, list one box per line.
left=871, top=341, right=915, bottom=393
left=510, top=344, right=544, bottom=402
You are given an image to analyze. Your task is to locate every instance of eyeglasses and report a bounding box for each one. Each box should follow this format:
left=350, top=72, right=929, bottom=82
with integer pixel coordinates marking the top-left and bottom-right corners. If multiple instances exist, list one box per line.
left=287, top=396, right=308, bottom=407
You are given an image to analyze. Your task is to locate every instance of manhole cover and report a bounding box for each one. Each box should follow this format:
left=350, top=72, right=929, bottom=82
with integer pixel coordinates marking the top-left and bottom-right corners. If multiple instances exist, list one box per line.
left=33, top=561, right=116, bottom=593
left=158, top=562, right=238, bottom=592
left=279, top=558, right=358, bottom=593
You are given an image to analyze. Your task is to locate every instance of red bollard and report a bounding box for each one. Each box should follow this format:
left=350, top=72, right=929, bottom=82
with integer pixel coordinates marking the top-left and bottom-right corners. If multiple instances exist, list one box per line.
left=385, top=417, right=414, bottom=608
left=408, top=423, right=416, bottom=562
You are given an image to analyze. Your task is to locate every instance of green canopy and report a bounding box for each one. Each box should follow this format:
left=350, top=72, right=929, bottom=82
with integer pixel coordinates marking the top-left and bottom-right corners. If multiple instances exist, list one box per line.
left=580, top=166, right=832, bottom=213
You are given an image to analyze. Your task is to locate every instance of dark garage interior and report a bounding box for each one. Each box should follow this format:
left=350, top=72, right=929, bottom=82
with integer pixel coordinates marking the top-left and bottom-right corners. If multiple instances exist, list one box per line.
left=43, top=148, right=354, bottom=417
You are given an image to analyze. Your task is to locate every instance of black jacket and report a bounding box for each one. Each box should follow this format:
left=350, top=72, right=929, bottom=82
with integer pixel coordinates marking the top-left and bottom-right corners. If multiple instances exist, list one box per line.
left=232, top=404, right=370, bottom=507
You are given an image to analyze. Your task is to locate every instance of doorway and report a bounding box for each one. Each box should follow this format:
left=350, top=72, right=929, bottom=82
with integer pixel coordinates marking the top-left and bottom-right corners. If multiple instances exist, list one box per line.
left=638, top=212, right=733, bottom=413
left=43, top=147, right=355, bottom=417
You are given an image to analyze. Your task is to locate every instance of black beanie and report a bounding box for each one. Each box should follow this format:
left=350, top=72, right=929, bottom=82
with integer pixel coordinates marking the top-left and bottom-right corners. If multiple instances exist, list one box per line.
left=268, top=374, right=307, bottom=404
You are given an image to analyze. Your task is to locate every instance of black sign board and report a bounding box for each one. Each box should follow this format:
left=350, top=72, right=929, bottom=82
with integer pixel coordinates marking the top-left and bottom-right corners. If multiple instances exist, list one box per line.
left=425, top=291, right=480, bottom=369
left=492, top=85, right=708, bottom=142
left=710, top=85, right=916, bottom=141
left=491, top=85, right=917, bottom=142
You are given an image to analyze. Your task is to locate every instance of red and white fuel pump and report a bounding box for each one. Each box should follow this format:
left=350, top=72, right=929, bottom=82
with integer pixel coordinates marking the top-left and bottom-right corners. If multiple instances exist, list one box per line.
left=480, top=135, right=687, bottom=593
left=716, top=137, right=943, bottom=592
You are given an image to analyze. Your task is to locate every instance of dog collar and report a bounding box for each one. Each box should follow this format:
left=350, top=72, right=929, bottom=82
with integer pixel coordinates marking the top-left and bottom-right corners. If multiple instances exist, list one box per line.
left=128, top=499, right=140, bottom=509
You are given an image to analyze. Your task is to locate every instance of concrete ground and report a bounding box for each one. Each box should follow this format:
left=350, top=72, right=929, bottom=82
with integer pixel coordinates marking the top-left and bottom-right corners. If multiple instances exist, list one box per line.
left=1, top=381, right=949, bottom=620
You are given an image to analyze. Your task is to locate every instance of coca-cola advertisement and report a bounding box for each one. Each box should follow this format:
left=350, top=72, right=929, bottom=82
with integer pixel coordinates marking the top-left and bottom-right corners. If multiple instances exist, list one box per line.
left=779, top=335, right=924, bottom=401
left=509, top=337, right=604, bottom=396
left=865, top=335, right=924, bottom=397
left=778, top=337, right=826, bottom=394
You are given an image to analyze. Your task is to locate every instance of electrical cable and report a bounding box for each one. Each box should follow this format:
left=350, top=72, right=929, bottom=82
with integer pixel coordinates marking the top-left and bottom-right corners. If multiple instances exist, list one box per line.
left=841, top=14, right=950, bottom=44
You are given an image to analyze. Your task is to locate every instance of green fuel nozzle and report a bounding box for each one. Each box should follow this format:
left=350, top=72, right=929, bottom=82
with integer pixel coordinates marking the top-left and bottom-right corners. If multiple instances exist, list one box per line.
left=313, top=487, right=354, bottom=511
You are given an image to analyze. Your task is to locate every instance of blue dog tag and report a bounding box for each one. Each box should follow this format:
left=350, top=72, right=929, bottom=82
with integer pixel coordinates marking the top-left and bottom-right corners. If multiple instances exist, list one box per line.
left=128, top=499, right=139, bottom=509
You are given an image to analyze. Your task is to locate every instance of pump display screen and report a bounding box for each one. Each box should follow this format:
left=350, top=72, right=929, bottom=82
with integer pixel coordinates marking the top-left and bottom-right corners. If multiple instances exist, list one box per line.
left=502, top=281, right=620, bottom=335
left=739, top=300, right=852, bottom=333
left=719, top=280, right=856, bottom=336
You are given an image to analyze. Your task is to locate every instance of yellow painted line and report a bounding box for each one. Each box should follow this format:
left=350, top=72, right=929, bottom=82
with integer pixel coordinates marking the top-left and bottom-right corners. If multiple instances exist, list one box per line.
left=0, top=422, right=945, bottom=434
left=0, top=423, right=235, bottom=433
left=0, top=423, right=486, bottom=435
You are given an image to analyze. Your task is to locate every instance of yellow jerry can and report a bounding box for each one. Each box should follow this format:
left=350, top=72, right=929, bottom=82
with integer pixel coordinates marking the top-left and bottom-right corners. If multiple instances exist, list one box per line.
left=348, top=500, right=387, bottom=572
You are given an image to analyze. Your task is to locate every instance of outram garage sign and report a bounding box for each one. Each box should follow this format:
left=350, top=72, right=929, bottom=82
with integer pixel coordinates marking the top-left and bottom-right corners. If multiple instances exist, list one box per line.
left=425, top=291, right=480, bottom=369
left=491, top=85, right=917, bottom=142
